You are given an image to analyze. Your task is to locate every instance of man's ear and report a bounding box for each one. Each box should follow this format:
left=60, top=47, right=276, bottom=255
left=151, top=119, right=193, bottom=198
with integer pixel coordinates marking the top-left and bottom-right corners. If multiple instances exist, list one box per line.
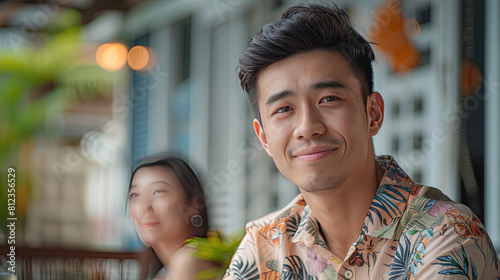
left=367, top=91, right=385, bottom=136
left=253, top=119, right=272, bottom=157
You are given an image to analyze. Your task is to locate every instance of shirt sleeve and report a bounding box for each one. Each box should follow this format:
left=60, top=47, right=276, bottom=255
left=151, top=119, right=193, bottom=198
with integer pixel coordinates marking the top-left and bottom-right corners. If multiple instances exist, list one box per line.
left=223, top=231, right=260, bottom=280
left=413, top=215, right=500, bottom=279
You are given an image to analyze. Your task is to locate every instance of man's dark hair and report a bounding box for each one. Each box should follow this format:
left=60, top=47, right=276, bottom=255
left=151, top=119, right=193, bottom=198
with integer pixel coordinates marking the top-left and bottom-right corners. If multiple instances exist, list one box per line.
left=238, top=2, right=375, bottom=123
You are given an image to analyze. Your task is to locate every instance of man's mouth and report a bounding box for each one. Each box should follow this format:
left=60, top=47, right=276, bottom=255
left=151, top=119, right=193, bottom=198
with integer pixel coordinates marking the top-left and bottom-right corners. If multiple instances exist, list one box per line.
left=293, top=147, right=337, bottom=161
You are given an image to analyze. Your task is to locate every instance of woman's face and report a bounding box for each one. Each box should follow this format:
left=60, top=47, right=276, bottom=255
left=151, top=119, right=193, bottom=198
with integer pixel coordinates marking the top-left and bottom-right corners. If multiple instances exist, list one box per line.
left=129, top=165, right=194, bottom=247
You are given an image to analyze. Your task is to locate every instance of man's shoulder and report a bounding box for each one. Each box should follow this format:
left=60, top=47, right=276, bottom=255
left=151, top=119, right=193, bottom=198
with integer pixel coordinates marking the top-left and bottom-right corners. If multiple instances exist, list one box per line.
left=413, top=184, right=452, bottom=202
left=379, top=155, right=477, bottom=219
left=245, top=194, right=305, bottom=231
left=405, top=184, right=482, bottom=229
left=389, top=183, right=491, bottom=246
left=410, top=184, right=470, bottom=212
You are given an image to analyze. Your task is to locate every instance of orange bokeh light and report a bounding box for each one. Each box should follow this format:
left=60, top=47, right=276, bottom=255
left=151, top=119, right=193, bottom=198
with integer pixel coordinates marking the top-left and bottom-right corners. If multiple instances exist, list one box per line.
left=95, top=43, right=128, bottom=71
left=127, top=46, right=150, bottom=71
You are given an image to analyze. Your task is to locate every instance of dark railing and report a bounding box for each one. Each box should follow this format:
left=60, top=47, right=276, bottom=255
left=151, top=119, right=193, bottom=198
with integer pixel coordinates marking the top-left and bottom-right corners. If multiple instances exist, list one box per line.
left=0, top=245, right=153, bottom=280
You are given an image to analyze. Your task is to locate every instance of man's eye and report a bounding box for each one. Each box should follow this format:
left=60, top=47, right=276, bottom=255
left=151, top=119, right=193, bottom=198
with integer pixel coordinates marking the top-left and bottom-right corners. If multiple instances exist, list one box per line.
left=320, top=96, right=338, bottom=103
left=275, top=106, right=292, bottom=114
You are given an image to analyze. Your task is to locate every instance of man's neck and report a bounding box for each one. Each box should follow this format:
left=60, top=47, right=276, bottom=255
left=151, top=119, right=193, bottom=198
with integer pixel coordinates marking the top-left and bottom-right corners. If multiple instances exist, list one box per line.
left=300, top=158, right=385, bottom=260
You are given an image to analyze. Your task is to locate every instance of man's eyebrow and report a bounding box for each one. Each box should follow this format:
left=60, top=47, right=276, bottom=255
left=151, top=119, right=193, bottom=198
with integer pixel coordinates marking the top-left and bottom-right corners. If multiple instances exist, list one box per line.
left=312, top=80, right=346, bottom=90
left=264, top=80, right=345, bottom=106
left=265, top=90, right=294, bottom=106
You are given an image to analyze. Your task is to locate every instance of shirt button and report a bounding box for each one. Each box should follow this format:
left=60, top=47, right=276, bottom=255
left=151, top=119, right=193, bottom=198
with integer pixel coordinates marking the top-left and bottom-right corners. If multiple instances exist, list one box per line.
left=344, top=270, right=353, bottom=279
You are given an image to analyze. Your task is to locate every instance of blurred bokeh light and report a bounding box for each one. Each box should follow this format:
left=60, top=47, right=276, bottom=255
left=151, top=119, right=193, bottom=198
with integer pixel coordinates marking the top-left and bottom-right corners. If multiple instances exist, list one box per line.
left=127, top=45, right=150, bottom=71
left=95, top=42, right=128, bottom=71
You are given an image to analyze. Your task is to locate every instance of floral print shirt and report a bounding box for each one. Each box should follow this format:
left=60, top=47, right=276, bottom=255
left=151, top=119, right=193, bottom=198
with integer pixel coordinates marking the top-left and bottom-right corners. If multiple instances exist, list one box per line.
left=224, top=156, right=500, bottom=279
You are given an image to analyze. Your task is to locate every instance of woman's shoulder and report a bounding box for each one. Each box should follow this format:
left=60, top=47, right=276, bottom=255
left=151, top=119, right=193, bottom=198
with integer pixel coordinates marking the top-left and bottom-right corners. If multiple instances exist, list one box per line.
left=170, top=247, right=202, bottom=266
left=169, top=246, right=220, bottom=274
left=164, top=247, right=220, bottom=279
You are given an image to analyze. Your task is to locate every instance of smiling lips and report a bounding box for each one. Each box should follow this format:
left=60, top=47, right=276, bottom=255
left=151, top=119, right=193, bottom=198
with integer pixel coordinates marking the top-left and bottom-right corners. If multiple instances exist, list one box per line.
left=140, top=221, right=160, bottom=227
left=293, top=147, right=337, bottom=161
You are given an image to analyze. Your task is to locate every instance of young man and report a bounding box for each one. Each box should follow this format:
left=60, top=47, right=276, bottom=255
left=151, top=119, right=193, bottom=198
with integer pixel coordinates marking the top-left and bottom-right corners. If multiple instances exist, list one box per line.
left=224, top=2, right=499, bottom=280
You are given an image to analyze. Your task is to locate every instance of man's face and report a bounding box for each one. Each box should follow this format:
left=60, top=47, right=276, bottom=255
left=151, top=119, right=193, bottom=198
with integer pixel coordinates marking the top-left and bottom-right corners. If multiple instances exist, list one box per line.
left=254, top=49, right=384, bottom=192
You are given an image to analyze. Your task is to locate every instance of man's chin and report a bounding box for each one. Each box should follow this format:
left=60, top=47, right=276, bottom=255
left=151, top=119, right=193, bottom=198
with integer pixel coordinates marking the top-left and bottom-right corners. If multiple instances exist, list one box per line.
left=296, top=174, right=343, bottom=193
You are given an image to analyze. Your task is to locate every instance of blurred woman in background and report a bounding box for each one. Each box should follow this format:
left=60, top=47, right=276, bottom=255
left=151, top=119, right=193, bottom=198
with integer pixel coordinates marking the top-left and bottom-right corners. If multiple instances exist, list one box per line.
left=128, top=153, right=216, bottom=279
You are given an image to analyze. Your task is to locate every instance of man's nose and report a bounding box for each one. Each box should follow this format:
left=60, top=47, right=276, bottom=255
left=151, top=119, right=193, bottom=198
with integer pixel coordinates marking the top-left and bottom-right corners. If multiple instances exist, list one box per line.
left=293, top=105, right=326, bottom=139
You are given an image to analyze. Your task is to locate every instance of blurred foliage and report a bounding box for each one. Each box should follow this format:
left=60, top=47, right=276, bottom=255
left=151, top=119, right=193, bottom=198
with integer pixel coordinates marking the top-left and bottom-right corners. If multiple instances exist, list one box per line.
left=0, top=8, right=114, bottom=238
left=186, top=229, right=246, bottom=280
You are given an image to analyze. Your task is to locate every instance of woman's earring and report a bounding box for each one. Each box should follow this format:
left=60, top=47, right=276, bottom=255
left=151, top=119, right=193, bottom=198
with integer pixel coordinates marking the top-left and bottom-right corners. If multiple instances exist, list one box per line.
left=190, top=214, right=203, bottom=228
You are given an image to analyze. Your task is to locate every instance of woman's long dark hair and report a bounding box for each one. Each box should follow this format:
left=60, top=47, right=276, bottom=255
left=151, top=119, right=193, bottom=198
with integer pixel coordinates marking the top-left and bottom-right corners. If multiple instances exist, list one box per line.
left=129, top=152, right=209, bottom=238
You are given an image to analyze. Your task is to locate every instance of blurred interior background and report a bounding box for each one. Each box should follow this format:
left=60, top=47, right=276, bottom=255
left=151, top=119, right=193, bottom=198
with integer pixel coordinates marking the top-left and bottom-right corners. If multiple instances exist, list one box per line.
left=0, top=0, right=499, bottom=278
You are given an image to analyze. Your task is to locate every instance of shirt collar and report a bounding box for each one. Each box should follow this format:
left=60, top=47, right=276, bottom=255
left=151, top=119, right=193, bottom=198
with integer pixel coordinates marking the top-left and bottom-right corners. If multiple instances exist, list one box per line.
left=290, top=203, right=319, bottom=247
left=364, top=156, right=413, bottom=238
left=291, top=155, right=414, bottom=246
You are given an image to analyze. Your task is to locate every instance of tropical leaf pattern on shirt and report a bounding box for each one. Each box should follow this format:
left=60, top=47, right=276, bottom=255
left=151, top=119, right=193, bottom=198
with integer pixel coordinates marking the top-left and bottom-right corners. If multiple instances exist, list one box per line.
left=223, top=156, right=500, bottom=280
left=282, top=255, right=318, bottom=280
left=387, top=234, right=412, bottom=280
left=226, top=255, right=259, bottom=280
left=396, top=198, right=444, bottom=236
left=297, top=206, right=319, bottom=236
left=433, top=244, right=478, bottom=280
left=368, top=184, right=408, bottom=226
left=286, top=214, right=300, bottom=238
